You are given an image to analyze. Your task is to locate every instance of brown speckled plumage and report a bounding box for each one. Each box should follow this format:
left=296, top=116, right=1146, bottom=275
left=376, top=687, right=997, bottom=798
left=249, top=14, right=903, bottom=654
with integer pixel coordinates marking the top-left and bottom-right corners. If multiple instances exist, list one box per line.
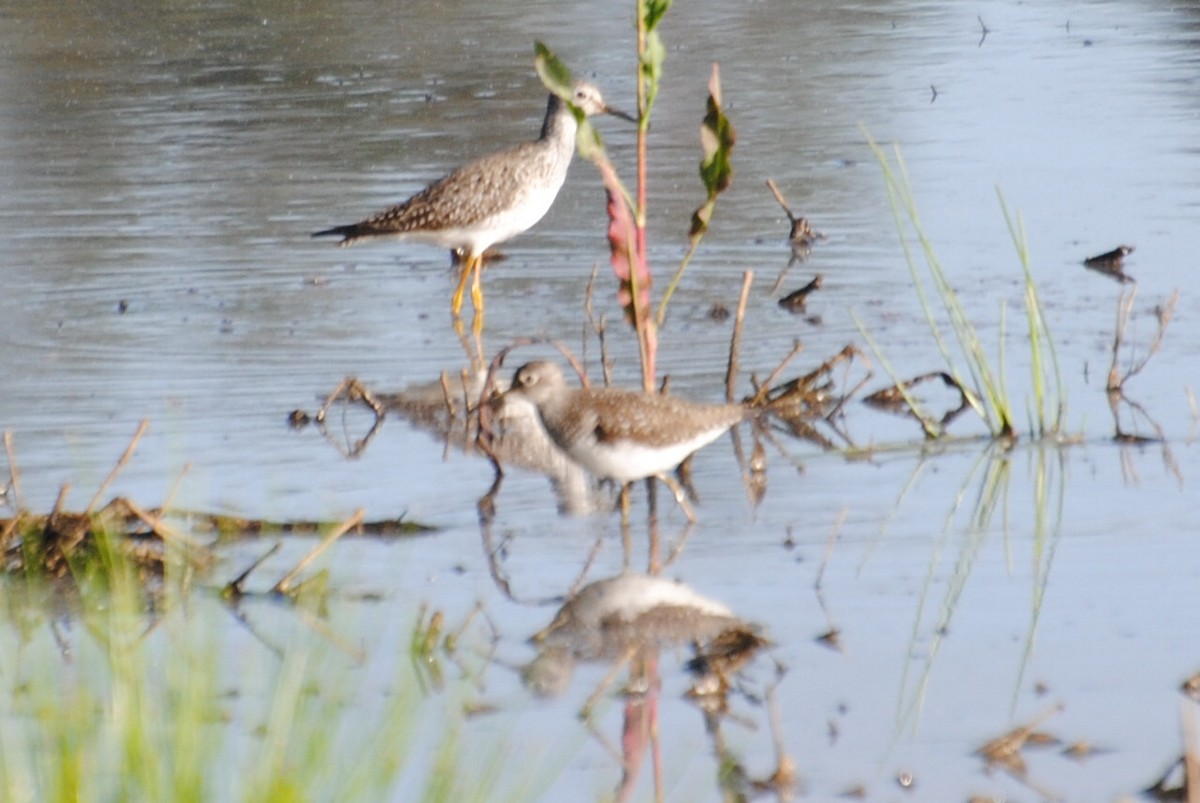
left=315, top=112, right=573, bottom=246
left=505, top=360, right=745, bottom=484
left=313, top=82, right=629, bottom=319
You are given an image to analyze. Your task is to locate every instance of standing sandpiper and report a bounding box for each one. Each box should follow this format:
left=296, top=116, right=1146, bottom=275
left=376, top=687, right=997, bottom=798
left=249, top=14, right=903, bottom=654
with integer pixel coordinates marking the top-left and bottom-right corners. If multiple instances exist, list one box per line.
left=504, top=360, right=747, bottom=520
left=313, top=81, right=632, bottom=326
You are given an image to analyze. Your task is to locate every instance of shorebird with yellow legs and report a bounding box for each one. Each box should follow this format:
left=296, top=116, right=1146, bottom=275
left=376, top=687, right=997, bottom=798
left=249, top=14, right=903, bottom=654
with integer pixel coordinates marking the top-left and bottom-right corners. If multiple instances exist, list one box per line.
left=313, top=80, right=632, bottom=334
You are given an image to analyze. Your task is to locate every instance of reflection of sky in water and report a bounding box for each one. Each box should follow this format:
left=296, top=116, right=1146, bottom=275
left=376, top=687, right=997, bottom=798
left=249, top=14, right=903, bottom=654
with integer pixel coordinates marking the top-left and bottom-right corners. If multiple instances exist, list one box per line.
left=0, top=1, right=1198, bottom=799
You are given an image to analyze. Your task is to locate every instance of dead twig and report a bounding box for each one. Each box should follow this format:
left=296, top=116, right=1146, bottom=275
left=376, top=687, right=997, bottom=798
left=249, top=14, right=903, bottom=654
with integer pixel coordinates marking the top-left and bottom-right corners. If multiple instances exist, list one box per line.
left=725, top=270, right=755, bottom=403
left=117, top=497, right=209, bottom=554
left=50, top=483, right=70, bottom=519
left=863, top=370, right=971, bottom=429
left=750, top=340, right=805, bottom=407
left=272, top=508, right=364, bottom=596
left=160, top=462, right=191, bottom=514
left=87, top=419, right=149, bottom=514
left=439, top=371, right=456, bottom=419
left=313, top=377, right=386, bottom=457
left=223, top=542, right=282, bottom=600
left=1107, top=286, right=1179, bottom=392
left=315, top=377, right=386, bottom=422
left=758, top=681, right=799, bottom=798
left=814, top=508, right=847, bottom=592
left=977, top=703, right=1064, bottom=775
left=3, top=430, right=22, bottom=511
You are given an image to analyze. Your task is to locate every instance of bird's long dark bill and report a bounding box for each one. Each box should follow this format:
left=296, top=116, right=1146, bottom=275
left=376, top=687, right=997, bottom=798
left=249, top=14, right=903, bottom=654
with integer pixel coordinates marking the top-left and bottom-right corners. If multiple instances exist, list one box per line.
left=605, top=106, right=638, bottom=123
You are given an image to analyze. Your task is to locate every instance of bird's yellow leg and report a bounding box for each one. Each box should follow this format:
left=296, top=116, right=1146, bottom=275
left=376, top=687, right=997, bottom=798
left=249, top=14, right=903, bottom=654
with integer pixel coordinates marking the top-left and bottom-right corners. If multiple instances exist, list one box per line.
left=450, top=255, right=474, bottom=318
left=470, top=256, right=485, bottom=319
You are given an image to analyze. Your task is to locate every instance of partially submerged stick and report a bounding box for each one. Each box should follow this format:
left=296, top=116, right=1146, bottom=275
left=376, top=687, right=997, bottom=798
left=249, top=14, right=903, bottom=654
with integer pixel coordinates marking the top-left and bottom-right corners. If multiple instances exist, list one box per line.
left=272, top=508, right=364, bottom=596
left=120, top=498, right=209, bottom=553
left=224, top=542, right=282, bottom=599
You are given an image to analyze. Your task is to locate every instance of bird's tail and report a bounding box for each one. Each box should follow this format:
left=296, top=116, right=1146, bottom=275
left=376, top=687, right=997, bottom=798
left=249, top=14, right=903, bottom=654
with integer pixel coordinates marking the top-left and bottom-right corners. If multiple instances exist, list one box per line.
left=311, top=224, right=359, bottom=244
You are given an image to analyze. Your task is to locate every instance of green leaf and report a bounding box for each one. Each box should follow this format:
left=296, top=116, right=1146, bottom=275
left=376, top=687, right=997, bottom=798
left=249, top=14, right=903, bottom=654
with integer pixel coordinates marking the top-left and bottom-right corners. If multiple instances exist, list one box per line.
left=640, top=30, right=667, bottom=115
left=644, top=0, right=673, bottom=31
left=534, top=41, right=575, bottom=100
left=689, top=201, right=714, bottom=239
left=658, top=63, right=736, bottom=325
left=575, top=119, right=605, bottom=161
left=699, top=64, right=735, bottom=195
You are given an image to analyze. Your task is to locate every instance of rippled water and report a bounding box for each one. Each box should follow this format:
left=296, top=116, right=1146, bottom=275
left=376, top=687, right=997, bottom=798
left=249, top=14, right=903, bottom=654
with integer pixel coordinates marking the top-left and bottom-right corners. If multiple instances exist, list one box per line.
left=2, top=0, right=1199, bottom=799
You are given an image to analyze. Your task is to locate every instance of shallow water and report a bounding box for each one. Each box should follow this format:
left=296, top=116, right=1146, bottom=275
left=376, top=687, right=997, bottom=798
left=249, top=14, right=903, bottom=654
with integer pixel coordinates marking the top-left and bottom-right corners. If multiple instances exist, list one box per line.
left=2, top=0, right=1199, bottom=800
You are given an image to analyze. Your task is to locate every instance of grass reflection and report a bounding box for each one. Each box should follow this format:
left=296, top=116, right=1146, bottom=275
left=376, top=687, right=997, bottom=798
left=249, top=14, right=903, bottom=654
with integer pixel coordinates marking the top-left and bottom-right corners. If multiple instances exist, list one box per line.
left=887, top=443, right=1065, bottom=734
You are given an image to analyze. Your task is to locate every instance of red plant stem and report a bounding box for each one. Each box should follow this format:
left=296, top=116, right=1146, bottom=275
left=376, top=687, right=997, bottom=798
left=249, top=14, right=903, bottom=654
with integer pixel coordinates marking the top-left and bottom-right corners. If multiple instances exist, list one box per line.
left=635, top=0, right=653, bottom=391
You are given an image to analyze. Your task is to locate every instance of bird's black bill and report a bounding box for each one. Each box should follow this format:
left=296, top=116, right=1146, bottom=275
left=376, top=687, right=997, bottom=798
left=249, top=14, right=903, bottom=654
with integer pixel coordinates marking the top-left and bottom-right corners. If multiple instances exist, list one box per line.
left=604, top=106, right=638, bottom=124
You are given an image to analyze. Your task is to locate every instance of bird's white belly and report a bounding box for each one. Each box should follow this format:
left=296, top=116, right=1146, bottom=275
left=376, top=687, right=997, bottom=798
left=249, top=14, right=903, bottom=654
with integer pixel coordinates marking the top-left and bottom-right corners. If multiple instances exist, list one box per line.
left=567, top=429, right=726, bottom=484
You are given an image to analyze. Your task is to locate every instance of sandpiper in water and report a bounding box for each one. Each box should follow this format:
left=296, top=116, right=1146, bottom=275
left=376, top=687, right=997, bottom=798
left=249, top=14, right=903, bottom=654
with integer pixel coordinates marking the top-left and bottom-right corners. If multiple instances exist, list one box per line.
left=504, top=360, right=747, bottom=519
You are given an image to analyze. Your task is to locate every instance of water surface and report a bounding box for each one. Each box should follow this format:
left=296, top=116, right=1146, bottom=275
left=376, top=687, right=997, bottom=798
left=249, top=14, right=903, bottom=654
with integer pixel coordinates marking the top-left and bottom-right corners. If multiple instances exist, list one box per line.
left=2, top=0, right=1199, bottom=800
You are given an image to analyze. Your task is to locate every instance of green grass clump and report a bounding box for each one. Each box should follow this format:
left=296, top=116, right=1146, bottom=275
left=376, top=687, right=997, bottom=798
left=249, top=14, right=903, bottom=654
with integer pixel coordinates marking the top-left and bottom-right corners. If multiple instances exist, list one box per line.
left=862, top=133, right=1065, bottom=440
left=0, top=542, right=535, bottom=803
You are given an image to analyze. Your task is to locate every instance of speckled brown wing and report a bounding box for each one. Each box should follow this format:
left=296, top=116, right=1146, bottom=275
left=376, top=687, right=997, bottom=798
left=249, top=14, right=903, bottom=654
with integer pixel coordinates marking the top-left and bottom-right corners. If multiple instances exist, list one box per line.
left=584, top=388, right=745, bottom=448
left=344, top=142, right=543, bottom=239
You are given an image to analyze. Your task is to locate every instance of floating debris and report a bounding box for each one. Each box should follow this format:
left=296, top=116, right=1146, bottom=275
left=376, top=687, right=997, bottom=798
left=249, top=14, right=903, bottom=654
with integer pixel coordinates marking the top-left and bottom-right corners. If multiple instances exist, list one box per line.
left=863, top=370, right=973, bottom=434
left=766, top=178, right=827, bottom=254
left=1083, top=244, right=1135, bottom=283
left=1144, top=755, right=1196, bottom=801
left=1061, top=740, right=1108, bottom=761
left=1182, top=669, right=1200, bottom=701
left=814, top=627, right=843, bottom=652
left=685, top=624, right=771, bottom=700
left=976, top=704, right=1064, bottom=788
left=778, top=274, right=823, bottom=313
left=287, top=409, right=311, bottom=428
